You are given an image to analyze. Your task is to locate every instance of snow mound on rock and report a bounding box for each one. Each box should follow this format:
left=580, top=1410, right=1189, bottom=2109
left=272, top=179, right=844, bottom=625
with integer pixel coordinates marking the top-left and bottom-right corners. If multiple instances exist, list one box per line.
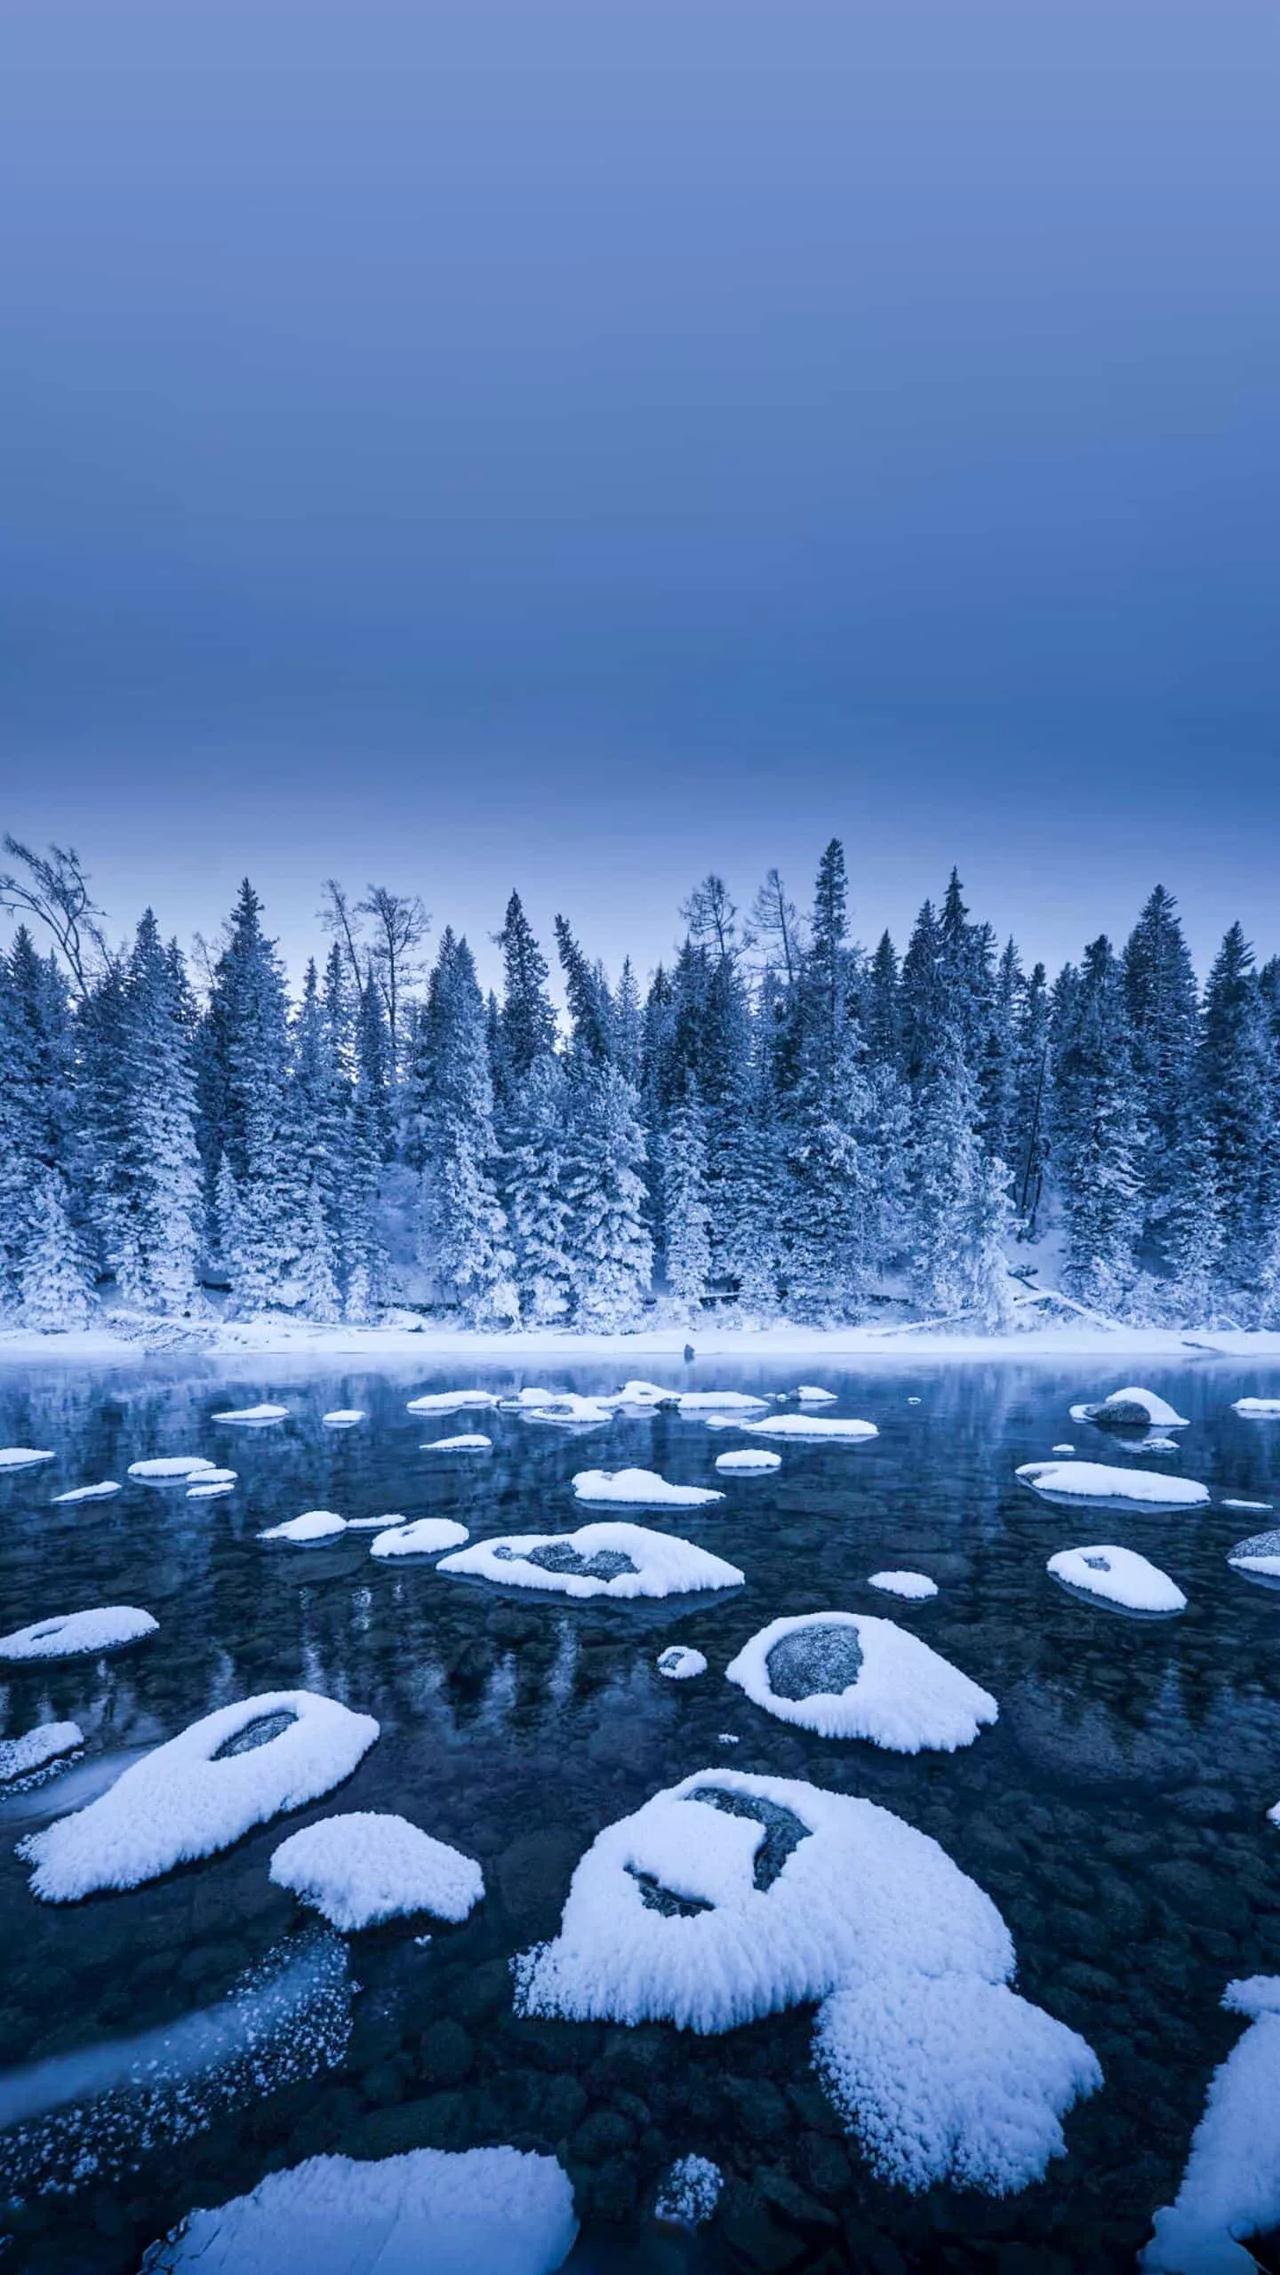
left=611, top=1381, right=768, bottom=1412
left=270, top=1810, right=483, bottom=1930
left=406, top=1389, right=499, bottom=1415
left=1016, top=1460, right=1210, bottom=1509
left=572, top=1467, right=725, bottom=1509
left=128, top=1456, right=217, bottom=1483
left=1047, top=1545, right=1186, bottom=1614
left=140, top=2145, right=578, bottom=2275
left=259, top=1509, right=347, bottom=1545
left=187, top=1468, right=238, bottom=1499
left=440, top=1522, right=743, bottom=1602
left=1228, top=1529, right=1280, bottom=1579
left=0, top=1605, right=157, bottom=1663
left=739, top=1415, right=878, bottom=1444
left=867, top=1570, right=938, bottom=1602
left=657, top=1646, right=707, bottom=1681
left=212, top=1403, right=289, bottom=1425
left=515, top=1768, right=1097, bottom=2193
left=519, top=1393, right=617, bottom=1429
left=1069, top=1386, right=1189, bottom=1429
left=715, top=1448, right=781, bottom=1474
left=19, top=1689, right=378, bottom=1901
left=0, top=1447, right=55, bottom=1471
left=370, top=1518, right=469, bottom=1559
left=794, top=1386, right=838, bottom=1404
left=1223, top=1499, right=1273, bottom=1515
left=0, top=1721, right=84, bottom=1783
left=1233, top=1398, right=1280, bottom=1420
left=726, top=1612, right=995, bottom=1752
left=655, top=2154, right=722, bottom=2226
left=322, top=1409, right=365, bottom=1427
left=1142, top=1976, right=1280, bottom=2273
left=422, top=1433, right=493, bottom=1453
left=51, top=1480, right=121, bottom=1504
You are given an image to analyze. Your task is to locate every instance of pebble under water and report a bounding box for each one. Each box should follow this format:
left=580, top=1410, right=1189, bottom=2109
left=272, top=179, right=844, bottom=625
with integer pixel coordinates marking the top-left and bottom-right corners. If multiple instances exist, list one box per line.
left=2, top=1352, right=1280, bottom=2273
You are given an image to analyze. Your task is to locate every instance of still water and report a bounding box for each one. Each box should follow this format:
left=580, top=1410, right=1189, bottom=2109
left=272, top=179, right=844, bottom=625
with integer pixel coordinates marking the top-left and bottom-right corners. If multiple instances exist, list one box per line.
left=2, top=1354, right=1279, bottom=2272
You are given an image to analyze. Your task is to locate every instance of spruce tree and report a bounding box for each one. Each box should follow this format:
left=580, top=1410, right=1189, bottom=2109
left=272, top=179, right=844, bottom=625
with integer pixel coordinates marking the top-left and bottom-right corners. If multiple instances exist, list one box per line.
left=501, top=1051, right=572, bottom=1324
left=660, top=1083, right=712, bottom=1314
left=561, top=1061, right=653, bottom=1328
left=19, top=1168, right=93, bottom=1329
left=1200, top=923, right=1280, bottom=1298
left=416, top=932, right=517, bottom=1325
left=1050, top=938, right=1146, bottom=1310
left=1122, top=886, right=1204, bottom=1275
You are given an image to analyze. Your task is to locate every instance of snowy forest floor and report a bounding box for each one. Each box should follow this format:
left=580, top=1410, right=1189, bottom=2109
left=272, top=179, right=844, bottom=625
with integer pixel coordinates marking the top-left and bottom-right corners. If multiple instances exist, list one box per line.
left=3, top=1312, right=1280, bottom=1370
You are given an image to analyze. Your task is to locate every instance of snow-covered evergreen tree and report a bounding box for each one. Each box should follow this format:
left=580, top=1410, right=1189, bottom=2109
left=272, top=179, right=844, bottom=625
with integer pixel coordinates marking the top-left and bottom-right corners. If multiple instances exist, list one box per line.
left=562, top=1061, right=653, bottom=1329
left=19, top=1168, right=93, bottom=1329
left=501, top=1051, right=572, bottom=1324
left=199, top=880, right=307, bottom=1312
left=415, top=930, right=517, bottom=1324
left=1122, top=885, right=1204, bottom=1274
left=911, top=1028, right=1015, bottom=1326
left=659, top=1083, right=712, bottom=1314
left=1200, top=922, right=1280, bottom=1299
left=1050, top=939, right=1146, bottom=1310
left=103, top=912, right=204, bottom=1313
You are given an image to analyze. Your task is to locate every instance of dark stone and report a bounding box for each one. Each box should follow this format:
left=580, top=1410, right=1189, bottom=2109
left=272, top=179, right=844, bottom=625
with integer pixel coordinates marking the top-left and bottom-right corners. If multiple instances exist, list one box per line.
left=721, top=2075, right=790, bottom=2143
left=417, top=2019, right=474, bottom=2086
left=494, top=1541, right=638, bottom=1581
left=584, top=2153, right=639, bottom=2223
left=1089, top=1400, right=1154, bottom=1431
left=685, top=1785, right=810, bottom=1891
left=754, top=2167, right=840, bottom=2232
left=495, top=1826, right=583, bottom=1935
left=341, top=2091, right=472, bottom=2159
left=447, top=1956, right=511, bottom=2021
left=571, top=2108, right=636, bottom=2162
left=796, top=2130, right=854, bottom=2200
left=765, top=1623, right=861, bottom=1703
left=717, top=2179, right=810, bottom=2270
left=213, top=1709, right=296, bottom=1759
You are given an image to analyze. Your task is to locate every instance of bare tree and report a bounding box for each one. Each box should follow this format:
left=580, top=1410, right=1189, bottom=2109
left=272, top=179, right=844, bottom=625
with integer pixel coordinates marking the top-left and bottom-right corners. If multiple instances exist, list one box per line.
left=0, top=836, right=112, bottom=1000
left=745, top=867, right=804, bottom=985
left=356, top=885, right=430, bottom=1078
left=680, top=872, right=739, bottom=964
left=319, top=879, right=366, bottom=993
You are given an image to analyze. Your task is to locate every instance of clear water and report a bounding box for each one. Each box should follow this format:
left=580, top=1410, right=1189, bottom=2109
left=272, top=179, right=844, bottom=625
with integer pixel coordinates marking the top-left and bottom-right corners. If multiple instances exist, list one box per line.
left=2, top=1353, right=1280, bottom=2274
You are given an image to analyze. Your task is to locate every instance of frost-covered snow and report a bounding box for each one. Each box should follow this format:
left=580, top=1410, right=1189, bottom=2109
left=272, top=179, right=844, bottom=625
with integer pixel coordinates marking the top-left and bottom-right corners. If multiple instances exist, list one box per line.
left=19, top=1689, right=378, bottom=1901
left=515, top=1767, right=1098, bottom=2191
left=1142, top=1976, right=1280, bottom=2273
left=1227, top=1529, right=1280, bottom=1580
left=738, top=1414, right=879, bottom=1443
left=655, top=2154, right=722, bottom=2226
left=439, top=1521, right=743, bottom=1602
left=793, top=1385, right=838, bottom=1404
left=0, top=1446, right=55, bottom=1471
left=519, top=1393, right=617, bottom=1429
left=322, top=1408, right=366, bottom=1427
left=142, top=2145, right=578, bottom=2275
left=571, top=1467, right=725, bottom=1509
left=51, top=1480, right=121, bottom=1504
left=1234, top=1398, right=1280, bottom=1419
left=715, top=1447, right=782, bottom=1473
left=611, top=1381, right=768, bottom=1412
left=269, top=1810, right=484, bottom=1929
left=1047, top=1545, right=1187, bottom=1615
left=656, top=1645, right=707, bottom=1681
left=422, top=1433, right=493, bottom=1453
left=259, top=1509, right=348, bottom=1545
left=187, top=1467, right=237, bottom=1499
left=370, top=1517, right=470, bottom=1558
left=1223, top=1499, right=1273, bottom=1514
left=867, top=1570, right=938, bottom=1602
left=725, top=1612, right=995, bottom=1751
left=1016, top=1460, right=1210, bottom=1509
left=1069, top=1386, right=1189, bottom=1428
left=406, top=1389, right=500, bottom=1414
left=0, top=1604, right=157, bottom=1662
left=0, top=1721, right=84, bottom=1783
left=212, top=1402, right=290, bottom=1425
left=1052, top=1443, right=1075, bottom=1455
left=127, top=1455, right=218, bottom=1483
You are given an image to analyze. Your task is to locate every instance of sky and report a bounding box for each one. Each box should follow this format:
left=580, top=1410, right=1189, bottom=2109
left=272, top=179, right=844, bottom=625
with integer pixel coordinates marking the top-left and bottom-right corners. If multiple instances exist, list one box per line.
left=2, top=0, right=1277, bottom=991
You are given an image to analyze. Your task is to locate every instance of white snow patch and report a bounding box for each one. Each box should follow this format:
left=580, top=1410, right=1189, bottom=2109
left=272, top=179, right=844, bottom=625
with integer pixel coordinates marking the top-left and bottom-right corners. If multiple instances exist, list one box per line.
left=1052, top=1444, right=1075, bottom=1456
left=127, top=1456, right=218, bottom=1483
left=1234, top=1398, right=1280, bottom=1419
left=611, top=1381, right=768, bottom=1412
left=1069, top=1386, right=1189, bottom=1428
left=406, top=1389, right=500, bottom=1414
left=516, top=1767, right=1097, bottom=2192
left=212, top=1403, right=290, bottom=1425
left=0, top=1447, right=55, bottom=1471
left=370, top=1518, right=470, bottom=1559
left=259, top=1509, right=348, bottom=1545
left=738, top=1415, right=878, bottom=1444
left=440, top=1522, right=743, bottom=1602
left=794, top=1385, right=838, bottom=1404
left=270, top=1810, right=483, bottom=1929
left=715, top=1448, right=782, bottom=1474
left=1047, top=1545, right=1186, bottom=1614
left=422, top=1433, right=493, bottom=1453
left=726, top=1612, right=995, bottom=1752
left=655, top=2154, right=722, bottom=2226
left=519, top=1393, right=617, bottom=1430
left=322, top=1409, right=365, bottom=1427
left=19, top=1689, right=379, bottom=1901
left=0, top=1721, right=84, bottom=1783
left=867, top=1570, right=938, bottom=1602
left=1223, top=1499, right=1273, bottom=1515
left=1016, top=1460, right=1210, bottom=1509
left=0, top=1605, right=157, bottom=1663
left=1142, top=1976, right=1280, bottom=2273
left=656, top=1646, right=707, bottom=1681
left=50, top=1480, right=121, bottom=1505
left=572, top=1467, right=725, bottom=1510
left=1229, top=1530, right=1280, bottom=1581
left=142, top=2145, right=578, bottom=2275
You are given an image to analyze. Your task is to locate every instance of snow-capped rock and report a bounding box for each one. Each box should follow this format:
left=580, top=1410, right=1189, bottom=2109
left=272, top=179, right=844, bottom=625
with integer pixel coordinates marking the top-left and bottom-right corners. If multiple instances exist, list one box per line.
left=1047, top=1545, right=1187, bottom=1614
left=1234, top=1398, right=1280, bottom=1420
left=421, top=1433, right=493, bottom=1453
left=128, top=1455, right=218, bottom=1483
left=1069, top=1386, right=1189, bottom=1429
left=212, top=1403, right=290, bottom=1425
left=1016, top=1460, right=1210, bottom=1509
left=655, top=2154, right=722, bottom=2226
left=370, top=1517, right=470, bottom=1559
left=0, top=1721, right=84, bottom=1783
left=270, top=1810, right=484, bottom=1929
left=571, top=1467, right=725, bottom=1509
left=0, top=1605, right=157, bottom=1663
left=406, top=1389, right=499, bottom=1415
left=725, top=1612, right=995, bottom=1752
left=0, top=1447, right=55, bottom=1472
left=50, top=1480, right=121, bottom=1504
left=715, top=1448, right=782, bottom=1474
left=259, top=1509, right=348, bottom=1545
left=656, top=1645, right=707, bottom=1681
left=738, top=1415, right=878, bottom=1444
left=439, top=1522, right=743, bottom=1602
left=323, top=1408, right=366, bottom=1428
left=867, top=1570, right=938, bottom=1602
left=1227, top=1528, right=1280, bottom=1580
left=1142, top=1976, right=1280, bottom=2273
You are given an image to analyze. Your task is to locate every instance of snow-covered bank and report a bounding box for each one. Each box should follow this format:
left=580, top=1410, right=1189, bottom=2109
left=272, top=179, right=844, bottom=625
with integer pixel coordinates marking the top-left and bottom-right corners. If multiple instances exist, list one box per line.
left=4, top=1315, right=1280, bottom=1372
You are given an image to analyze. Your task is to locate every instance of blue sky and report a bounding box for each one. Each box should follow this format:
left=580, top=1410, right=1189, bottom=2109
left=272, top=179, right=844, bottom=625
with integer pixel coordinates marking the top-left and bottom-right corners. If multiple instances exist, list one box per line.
left=2, top=0, right=1277, bottom=987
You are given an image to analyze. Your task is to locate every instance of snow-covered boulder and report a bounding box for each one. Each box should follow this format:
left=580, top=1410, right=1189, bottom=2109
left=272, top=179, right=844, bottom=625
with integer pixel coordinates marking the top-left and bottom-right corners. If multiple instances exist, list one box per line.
left=738, top=1415, right=878, bottom=1444
left=0, top=1721, right=84, bottom=1783
left=128, top=1456, right=218, bottom=1484
left=259, top=1509, right=347, bottom=1545
left=515, top=1768, right=1098, bottom=2192
left=1227, top=1528, right=1280, bottom=1581
left=188, top=1468, right=238, bottom=1499
left=1142, top=1975, right=1280, bottom=2273
left=0, top=1605, right=157, bottom=1663
left=406, top=1389, right=499, bottom=1415
left=421, top=1433, right=493, bottom=1454
left=519, top=1393, right=616, bottom=1430
left=715, top=1448, right=781, bottom=1474
left=1234, top=1398, right=1280, bottom=1420
left=51, top=1480, right=121, bottom=1504
left=655, top=2155, right=722, bottom=2226
left=794, top=1385, right=838, bottom=1404
left=656, top=1645, right=707, bottom=1681
left=370, top=1517, right=469, bottom=1559
left=439, top=1522, right=743, bottom=1603
left=19, top=1689, right=378, bottom=1901
left=571, top=1467, right=725, bottom=1510
left=725, top=1612, right=995, bottom=1752
left=867, top=1570, right=938, bottom=1602
left=610, top=1381, right=768, bottom=1413
left=0, top=1447, right=55, bottom=1472
left=1047, top=1545, right=1186, bottom=1615
left=1016, top=1460, right=1210, bottom=1510
left=1069, top=1386, right=1189, bottom=1430
left=1223, top=1498, right=1273, bottom=1515
left=322, top=1409, right=366, bottom=1427
left=141, top=2145, right=578, bottom=2275
left=212, top=1402, right=290, bottom=1425
left=270, top=1810, right=484, bottom=1929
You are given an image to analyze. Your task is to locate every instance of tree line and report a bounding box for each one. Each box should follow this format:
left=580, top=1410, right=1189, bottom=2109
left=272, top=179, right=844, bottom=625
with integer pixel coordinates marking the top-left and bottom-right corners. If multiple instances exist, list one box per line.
left=1, top=836, right=1277, bottom=1332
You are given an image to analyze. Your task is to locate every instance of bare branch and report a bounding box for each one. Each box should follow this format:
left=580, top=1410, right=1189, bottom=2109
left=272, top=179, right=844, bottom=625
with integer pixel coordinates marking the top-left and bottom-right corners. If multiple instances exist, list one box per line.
left=0, top=836, right=112, bottom=999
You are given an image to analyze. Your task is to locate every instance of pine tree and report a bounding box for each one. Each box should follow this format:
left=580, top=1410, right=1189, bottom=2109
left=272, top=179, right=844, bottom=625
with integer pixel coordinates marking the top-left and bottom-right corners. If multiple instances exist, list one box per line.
left=1011, top=962, right=1052, bottom=1235
left=1050, top=939, right=1146, bottom=1310
left=0, top=929, right=76, bottom=1312
left=415, top=932, right=517, bottom=1325
left=562, top=1061, right=653, bottom=1328
left=660, top=1084, right=712, bottom=1314
left=19, top=1168, right=93, bottom=1329
left=911, top=1028, right=1015, bottom=1325
left=106, top=913, right=204, bottom=1313
left=1122, top=886, right=1204, bottom=1275
left=778, top=844, right=874, bottom=1320
left=495, top=892, right=557, bottom=1100
left=501, top=1052, right=572, bottom=1324
left=198, top=881, right=306, bottom=1312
